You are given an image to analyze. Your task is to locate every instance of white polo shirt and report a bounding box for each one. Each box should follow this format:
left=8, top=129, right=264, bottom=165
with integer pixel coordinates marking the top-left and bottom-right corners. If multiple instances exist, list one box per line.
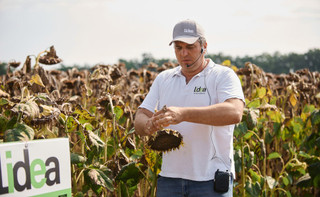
left=139, top=59, right=245, bottom=181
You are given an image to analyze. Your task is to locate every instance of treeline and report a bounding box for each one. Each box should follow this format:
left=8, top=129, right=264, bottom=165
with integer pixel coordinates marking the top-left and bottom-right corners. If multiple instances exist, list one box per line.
left=1, top=48, right=319, bottom=75
left=117, top=48, right=320, bottom=74
left=207, top=48, right=320, bottom=74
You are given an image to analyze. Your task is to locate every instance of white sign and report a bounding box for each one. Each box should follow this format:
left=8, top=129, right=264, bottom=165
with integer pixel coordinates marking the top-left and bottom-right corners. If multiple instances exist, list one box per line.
left=0, top=138, right=71, bottom=197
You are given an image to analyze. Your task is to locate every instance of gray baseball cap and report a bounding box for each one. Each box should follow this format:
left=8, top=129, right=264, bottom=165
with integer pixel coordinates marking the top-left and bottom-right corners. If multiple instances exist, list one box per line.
left=169, top=19, right=205, bottom=46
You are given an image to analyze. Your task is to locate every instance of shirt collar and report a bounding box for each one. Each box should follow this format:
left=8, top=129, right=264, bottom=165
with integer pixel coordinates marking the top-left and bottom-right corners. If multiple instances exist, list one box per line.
left=172, top=59, right=215, bottom=78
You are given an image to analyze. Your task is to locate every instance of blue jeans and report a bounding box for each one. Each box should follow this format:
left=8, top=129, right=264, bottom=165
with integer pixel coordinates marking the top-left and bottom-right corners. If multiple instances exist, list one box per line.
left=156, top=176, right=233, bottom=197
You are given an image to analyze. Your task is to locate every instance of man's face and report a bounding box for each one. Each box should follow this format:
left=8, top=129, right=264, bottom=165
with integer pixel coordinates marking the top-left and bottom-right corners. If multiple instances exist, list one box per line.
left=174, top=41, right=203, bottom=67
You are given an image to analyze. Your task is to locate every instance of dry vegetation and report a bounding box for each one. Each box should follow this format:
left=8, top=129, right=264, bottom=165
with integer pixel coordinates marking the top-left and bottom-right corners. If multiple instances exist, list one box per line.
left=0, top=46, right=319, bottom=196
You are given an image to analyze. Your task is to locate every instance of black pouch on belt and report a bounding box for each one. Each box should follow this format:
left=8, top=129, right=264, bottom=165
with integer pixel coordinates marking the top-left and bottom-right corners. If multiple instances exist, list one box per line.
left=214, top=169, right=231, bottom=193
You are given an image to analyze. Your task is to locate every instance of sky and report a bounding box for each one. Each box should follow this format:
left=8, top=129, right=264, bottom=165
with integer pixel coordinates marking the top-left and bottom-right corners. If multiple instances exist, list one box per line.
left=0, top=0, right=319, bottom=68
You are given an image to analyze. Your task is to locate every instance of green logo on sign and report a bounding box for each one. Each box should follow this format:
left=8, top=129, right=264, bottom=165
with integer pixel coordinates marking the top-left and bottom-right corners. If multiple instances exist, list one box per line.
left=0, top=148, right=60, bottom=194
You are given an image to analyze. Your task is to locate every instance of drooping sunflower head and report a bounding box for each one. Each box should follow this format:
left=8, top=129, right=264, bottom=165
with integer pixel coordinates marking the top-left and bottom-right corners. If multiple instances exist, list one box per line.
left=39, top=46, right=62, bottom=65
left=147, top=129, right=183, bottom=152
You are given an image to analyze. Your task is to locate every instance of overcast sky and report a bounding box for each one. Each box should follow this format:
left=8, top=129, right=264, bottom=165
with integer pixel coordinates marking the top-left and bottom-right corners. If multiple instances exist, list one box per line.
left=0, top=0, right=319, bottom=67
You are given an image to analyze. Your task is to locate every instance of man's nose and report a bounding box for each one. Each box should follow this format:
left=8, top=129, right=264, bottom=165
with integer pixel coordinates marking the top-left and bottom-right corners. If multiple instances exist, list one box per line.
left=180, top=48, right=188, bottom=56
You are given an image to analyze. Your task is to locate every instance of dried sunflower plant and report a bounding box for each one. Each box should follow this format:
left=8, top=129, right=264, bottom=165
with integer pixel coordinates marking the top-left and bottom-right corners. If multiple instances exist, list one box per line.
left=0, top=48, right=319, bottom=196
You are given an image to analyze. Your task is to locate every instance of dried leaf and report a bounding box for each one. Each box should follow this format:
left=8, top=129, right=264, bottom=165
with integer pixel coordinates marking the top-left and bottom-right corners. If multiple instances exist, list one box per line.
left=88, top=130, right=105, bottom=149
left=88, top=169, right=106, bottom=187
left=266, top=175, right=277, bottom=189
left=289, top=93, right=297, bottom=107
left=40, top=104, right=60, bottom=117
left=12, top=100, right=40, bottom=119
left=246, top=108, right=259, bottom=130
left=0, top=89, right=10, bottom=98
left=87, top=169, right=114, bottom=192
left=29, top=74, right=45, bottom=87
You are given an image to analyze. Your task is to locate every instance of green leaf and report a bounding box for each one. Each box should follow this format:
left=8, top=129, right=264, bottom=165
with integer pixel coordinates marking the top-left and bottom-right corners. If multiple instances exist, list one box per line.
left=282, top=176, right=289, bottom=186
left=73, top=105, right=95, bottom=124
left=273, top=122, right=281, bottom=139
left=0, top=98, right=9, bottom=106
left=99, top=165, right=112, bottom=177
left=106, top=138, right=116, bottom=159
left=270, top=96, right=277, bottom=105
left=74, top=192, right=84, bottom=197
left=308, top=161, right=320, bottom=188
left=114, top=106, right=124, bottom=120
left=256, top=87, right=266, bottom=99
left=4, top=123, right=34, bottom=142
left=6, top=116, right=17, bottom=130
left=234, top=149, right=241, bottom=173
left=245, top=180, right=254, bottom=196
left=130, top=149, right=143, bottom=160
left=267, top=152, right=281, bottom=160
left=83, top=122, right=94, bottom=131
left=247, top=99, right=261, bottom=108
left=0, top=115, right=8, bottom=133
left=248, top=169, right=261, bottom=182
left=265, top=130, right=273, bottom=144
left=286, top=191, right=292, bottom=197
left=303, top=104, right=315, bottom=113
left=243, top=131, right=254, bottom=140
left=234, top=122, right=248, bottom=137
left=311, top=109, right=320, bottom=126
left=70, top=153, right=87, bottom=164
left=266, top=110, right=283, bottom=123
left=292, top=121, right=303, bottom=134
left=66, top=116, right=79, bottom=132
left=127, top=127, right=135, bottom=135
left=252, top=182, right=262, bottom=196
left=96, top=169, right=114, bottom=192
left=119, top=181, right=129, bottom=197
left=298, top=151, right=311, bottom=159
left=116, top=162, right=144, bottom=187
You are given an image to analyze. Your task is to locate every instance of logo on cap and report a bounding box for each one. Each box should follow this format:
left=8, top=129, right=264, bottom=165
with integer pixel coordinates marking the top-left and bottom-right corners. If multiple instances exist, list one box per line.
left=184, top=29, right=194, bottom=33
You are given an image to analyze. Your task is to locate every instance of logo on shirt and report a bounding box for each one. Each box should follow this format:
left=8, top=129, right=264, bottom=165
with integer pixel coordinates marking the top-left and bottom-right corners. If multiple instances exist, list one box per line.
left=194, top=86, right=207, bottom=94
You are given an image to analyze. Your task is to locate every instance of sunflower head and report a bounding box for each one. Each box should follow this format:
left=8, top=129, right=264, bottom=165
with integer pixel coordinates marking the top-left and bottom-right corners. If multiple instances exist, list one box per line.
left=39, top=46, right=62, bottom=65
left=147, top=129, right=183, bottom=152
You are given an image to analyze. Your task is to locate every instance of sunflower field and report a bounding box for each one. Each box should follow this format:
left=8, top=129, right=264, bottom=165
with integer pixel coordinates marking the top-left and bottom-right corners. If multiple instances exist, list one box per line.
left=0, top=46, right=319, bottom=196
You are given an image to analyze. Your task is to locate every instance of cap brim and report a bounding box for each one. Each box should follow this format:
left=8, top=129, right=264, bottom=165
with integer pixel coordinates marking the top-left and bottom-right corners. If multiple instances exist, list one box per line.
left=169, top=36, right=199, bottom=46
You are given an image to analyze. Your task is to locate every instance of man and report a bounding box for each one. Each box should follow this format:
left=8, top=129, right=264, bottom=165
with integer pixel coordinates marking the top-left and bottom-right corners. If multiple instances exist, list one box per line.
left=134, top=19, right=245, bottom=197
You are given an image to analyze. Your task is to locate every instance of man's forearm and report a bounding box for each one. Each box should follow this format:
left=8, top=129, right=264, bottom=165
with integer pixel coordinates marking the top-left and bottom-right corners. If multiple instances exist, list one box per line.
left=182, top=99, right=244, bottom=126
left=134, top=108, right=154, bottom=136
left=152, top=98, right=244, bottom=127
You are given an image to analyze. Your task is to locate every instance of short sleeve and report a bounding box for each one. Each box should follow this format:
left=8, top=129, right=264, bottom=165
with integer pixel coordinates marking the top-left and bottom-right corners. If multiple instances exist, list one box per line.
left=216, top=68, right=245, bottom=104
left=138, top=74, right=161, bottom=113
